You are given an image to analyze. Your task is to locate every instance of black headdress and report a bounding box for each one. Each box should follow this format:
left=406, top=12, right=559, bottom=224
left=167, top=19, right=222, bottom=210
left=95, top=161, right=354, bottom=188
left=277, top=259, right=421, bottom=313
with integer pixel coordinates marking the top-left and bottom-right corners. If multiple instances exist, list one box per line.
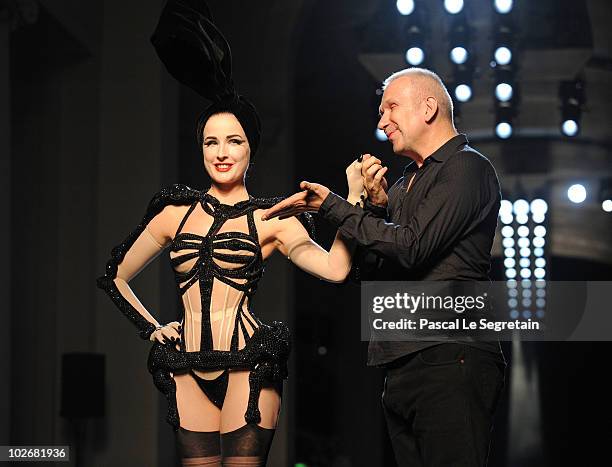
left=151, top=0, right=261, bottom=158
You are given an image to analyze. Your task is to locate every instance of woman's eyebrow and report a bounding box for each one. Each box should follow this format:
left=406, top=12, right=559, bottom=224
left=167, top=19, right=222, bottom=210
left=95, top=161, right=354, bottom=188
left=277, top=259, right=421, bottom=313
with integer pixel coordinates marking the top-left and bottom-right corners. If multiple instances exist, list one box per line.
left=226, top=134, right=243, bottom=139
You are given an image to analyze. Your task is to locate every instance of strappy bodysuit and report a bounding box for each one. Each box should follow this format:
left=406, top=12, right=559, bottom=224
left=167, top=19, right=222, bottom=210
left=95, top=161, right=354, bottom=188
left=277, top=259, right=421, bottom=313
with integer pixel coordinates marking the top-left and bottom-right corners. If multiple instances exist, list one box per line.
left=97, top=184, right=314, bottom=430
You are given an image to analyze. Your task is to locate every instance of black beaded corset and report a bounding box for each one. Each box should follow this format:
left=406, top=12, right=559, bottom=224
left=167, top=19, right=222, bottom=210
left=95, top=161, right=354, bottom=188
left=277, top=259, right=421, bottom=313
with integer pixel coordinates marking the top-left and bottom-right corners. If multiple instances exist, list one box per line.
left=170, top=191, right=266, bottom=354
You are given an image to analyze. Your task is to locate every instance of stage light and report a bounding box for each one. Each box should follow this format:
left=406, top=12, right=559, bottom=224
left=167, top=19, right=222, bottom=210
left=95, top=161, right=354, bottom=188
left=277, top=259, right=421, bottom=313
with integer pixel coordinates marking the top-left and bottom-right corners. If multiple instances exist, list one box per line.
left=494, top=0, right=513, bottom=14
left=504, top=248, right=516, bottom=258
left=505, top=268, right=517, bottom=279
left=508, top=288, right=518, bottom=297
left=396, top=0, right=415, bottom=15
left=568, top=184, right=587, bottom=203
left=562, top=119, right=579, bottom=137
left=375, top=128, right=388, bottom=141
left=494, top=46, right=512, bottom=65
left=534, top=225, right=546, bottom=237
left=500, top=214, right=513, bottom=225
left=508, top=298, right=518, bottom=308
left=496, top=122, right=512, bottom=139
left=536, top=298, right=546, bottom=308
left=515, top=214, right=528, bottom=224
left=517, top=226, right=529, bottom=237
left=522, top=310, right=532, bottom=318
left=454, top=84, right=472, bottom=102
left=522, top=289, right=532, bottom=298
left=504, top=258, right=516, bottom=269
left=500, top=200, right=512, bottom=216
left=444, top=0, right=464, bottom=14
left=495, top=83, right=513, bottom=102
left=532, top=213, right=545, bottom=224
left=519, top=258, right=530, bottom=268
left=521, top=279, right=531, bottom=288
left=603, top=200, right=612, bottom=212
left=535, top=280, right=546, bottom=288
left=406, top=47, right=425, bottom=65
left=520, top=268, right=532, bottom=279
left=450, top=46, right=468, bottom=64
left=501, top=226, right=514, bottom=238
left=513, top=199, right=529, bottom=215
left=507, top=280, right=517, bottom=288
left=534, top=247, right=544, bottom=257
left=510, top=309, right=519, bottom=319
left=559, top=79, right=585, bottom=137
left=503, top=238, right=515, bottom=248
left=535, top=258, right=546, bottom=268
left=517, top=237, right=529, bottom=248
left=519, top=247, right=531, bottom=258
left=533, top=237, right=545, bottom=248
left=530, top=199, right=548, bottom=216
left=522, top=298, right=532, bottom=307
left=534, top=268, right=546, bottom=279
left=536, top=288, right=546, bottom=298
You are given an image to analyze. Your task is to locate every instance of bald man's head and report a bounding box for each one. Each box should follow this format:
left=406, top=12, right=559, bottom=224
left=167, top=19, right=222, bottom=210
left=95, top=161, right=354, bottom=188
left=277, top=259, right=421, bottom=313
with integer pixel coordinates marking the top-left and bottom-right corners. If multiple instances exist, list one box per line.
left=382, top=68, right=455, bottom=126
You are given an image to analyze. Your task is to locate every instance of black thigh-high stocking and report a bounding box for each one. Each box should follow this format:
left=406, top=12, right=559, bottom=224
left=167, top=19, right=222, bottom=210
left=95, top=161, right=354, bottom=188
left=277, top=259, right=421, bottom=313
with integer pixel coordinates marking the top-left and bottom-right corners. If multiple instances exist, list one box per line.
left=220, top=424, right=275, bottom=466
left=176, top=427, right=222, bottom=466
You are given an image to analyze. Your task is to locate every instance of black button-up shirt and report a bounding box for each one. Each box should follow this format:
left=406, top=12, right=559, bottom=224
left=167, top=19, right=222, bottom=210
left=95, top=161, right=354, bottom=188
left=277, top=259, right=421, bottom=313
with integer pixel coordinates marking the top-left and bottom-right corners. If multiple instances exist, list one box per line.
left=319, top=134, right=503, bottom=365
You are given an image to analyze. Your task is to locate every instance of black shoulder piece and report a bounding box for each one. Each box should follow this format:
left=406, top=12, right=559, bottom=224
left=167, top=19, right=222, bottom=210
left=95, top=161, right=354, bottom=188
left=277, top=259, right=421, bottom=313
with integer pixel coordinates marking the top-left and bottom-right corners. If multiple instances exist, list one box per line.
left=96, top=184, right=200, bottom=339
left=252, top=196, right=316, bottom=241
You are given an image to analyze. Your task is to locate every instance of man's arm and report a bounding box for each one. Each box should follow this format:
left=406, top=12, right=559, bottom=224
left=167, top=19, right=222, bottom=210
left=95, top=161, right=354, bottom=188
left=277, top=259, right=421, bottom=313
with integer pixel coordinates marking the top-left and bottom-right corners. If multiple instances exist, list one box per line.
left=319, top=153, right=499, bottom=270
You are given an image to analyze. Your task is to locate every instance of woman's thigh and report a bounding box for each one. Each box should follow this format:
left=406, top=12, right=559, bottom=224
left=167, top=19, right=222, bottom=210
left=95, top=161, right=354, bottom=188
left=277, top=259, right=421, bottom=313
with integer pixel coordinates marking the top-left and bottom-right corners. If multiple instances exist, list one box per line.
left=174, top=372, right=222, bottom=431
left=220, top=370, right=281, bottom=433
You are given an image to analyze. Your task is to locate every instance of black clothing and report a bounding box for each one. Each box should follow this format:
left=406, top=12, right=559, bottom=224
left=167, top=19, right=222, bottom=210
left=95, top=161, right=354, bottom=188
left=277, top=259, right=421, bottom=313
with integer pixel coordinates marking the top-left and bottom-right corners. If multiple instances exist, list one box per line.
left=382, top=343, right=505, bottom=467
left=97, top=184, right=314, bottom=430
left=151, top=0, right=262, bottom=158
left=319, top=134, right=503, bottom=365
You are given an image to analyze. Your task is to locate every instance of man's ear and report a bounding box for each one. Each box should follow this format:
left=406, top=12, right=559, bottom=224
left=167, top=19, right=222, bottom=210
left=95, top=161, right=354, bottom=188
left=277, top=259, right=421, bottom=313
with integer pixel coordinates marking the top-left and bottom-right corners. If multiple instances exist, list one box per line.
left=424, top=96, right=438, bottom=123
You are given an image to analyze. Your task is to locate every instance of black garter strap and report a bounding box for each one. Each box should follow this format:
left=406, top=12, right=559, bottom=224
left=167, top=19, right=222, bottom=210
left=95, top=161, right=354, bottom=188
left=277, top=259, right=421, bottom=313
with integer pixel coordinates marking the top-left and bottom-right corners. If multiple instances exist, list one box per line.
left=147, top=321, right=290, bottom=430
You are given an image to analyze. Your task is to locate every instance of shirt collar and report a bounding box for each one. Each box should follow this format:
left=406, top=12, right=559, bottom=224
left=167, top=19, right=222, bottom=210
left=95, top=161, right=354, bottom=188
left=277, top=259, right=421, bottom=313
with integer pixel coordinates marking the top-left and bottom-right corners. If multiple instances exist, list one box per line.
left=402, top=134, right=468, bottom=176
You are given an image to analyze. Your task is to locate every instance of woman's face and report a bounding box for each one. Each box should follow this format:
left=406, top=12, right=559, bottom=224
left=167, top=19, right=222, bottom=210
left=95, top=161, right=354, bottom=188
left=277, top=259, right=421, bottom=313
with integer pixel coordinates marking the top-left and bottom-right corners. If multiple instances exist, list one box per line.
left=202, top=112, right=251, bottom=186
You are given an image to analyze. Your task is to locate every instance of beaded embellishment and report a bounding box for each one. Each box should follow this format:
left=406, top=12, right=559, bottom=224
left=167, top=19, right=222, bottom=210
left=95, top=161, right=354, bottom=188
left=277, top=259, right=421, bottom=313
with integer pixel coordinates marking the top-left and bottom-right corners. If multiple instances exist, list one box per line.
left=97, top=184, right=314, bottom=430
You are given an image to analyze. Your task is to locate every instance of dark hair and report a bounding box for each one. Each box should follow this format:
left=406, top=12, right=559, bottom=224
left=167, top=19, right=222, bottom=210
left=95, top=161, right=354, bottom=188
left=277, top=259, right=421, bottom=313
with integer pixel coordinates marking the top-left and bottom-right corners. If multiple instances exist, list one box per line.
left=196, top=95, right=262, bottom=161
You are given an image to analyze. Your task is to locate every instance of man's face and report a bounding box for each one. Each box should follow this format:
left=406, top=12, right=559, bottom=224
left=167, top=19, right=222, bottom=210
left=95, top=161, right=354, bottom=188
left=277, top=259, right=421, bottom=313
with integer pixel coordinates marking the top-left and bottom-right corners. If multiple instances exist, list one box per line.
left=377, top=77, right=423, bottom=155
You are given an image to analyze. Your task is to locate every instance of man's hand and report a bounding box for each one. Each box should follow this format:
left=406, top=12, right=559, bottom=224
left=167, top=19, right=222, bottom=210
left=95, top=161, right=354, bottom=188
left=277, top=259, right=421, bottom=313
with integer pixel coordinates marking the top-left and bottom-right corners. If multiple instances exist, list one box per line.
left=261, top=181, right=331, bottom=220
left=362, top=154, right=389, bottom=207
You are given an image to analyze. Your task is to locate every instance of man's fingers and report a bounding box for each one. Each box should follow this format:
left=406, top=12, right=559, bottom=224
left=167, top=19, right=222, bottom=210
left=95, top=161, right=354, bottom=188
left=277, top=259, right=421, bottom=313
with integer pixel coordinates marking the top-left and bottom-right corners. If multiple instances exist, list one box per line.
left=374, top=166, right=389, bottom=181
left=366, top=163, right=384, bottom=178
left=261, top=191, right=307, bottom=220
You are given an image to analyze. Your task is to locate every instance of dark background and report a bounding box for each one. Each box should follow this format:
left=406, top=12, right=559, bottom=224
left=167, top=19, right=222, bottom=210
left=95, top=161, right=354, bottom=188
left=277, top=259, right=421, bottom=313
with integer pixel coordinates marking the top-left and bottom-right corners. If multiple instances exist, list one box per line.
left=2, top=0, right=612, bottom=466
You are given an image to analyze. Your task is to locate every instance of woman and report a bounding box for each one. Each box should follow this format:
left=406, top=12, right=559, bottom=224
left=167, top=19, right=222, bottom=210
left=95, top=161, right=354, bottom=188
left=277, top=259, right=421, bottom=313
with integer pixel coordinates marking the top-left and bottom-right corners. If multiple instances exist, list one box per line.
left=98, top=111, right=363, bottom=466
left=97, top=4, right=364, bottom=464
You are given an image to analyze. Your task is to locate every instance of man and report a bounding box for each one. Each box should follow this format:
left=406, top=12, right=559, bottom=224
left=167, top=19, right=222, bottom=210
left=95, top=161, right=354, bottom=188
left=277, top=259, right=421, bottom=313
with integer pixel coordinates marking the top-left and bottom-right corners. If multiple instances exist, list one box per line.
left=263, top=67, right=505, bottom=467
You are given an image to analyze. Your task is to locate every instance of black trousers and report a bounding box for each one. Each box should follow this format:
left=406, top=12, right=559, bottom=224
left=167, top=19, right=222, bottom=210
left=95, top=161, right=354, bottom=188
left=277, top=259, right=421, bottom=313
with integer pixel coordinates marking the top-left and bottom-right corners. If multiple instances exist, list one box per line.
left=382, top=344, right=506, bottom=467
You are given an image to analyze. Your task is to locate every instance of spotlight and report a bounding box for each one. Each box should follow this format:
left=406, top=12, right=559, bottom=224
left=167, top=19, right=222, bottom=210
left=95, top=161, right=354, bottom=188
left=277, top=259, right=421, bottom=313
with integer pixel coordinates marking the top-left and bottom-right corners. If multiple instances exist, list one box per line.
left=504, top=258, right=516, bottom=268
left=494, top=46, right=512, bottom=66
left=534, top=268, right=546, bottom=279
left=520, top=269, right=532, bottom=279
left=534, top=225, right=546, bottom=237
left=517, top=237, right=529, bottom=248
left=454, top=84, right=472, bottom=102
left=502, top=238, right=515, bottom=248
left=396, top=0, right=415, bottom=15
left=375, top=128, right=388, bottom=141
left=496, top=122, right=512, bottom=139
left=535, top=258, right=546, bottom=268
left=603, top=200, right=612, bottom=212
left=530, top=199, right=548, bottom=216
left=450, top=46, right=468, bottom=64
left=519, top=258, right=530, bottom=268
left=444, top=0, right=464, bottom=15
left=519, top=247, right=531, bottom=258
left=533, top=237, right=545, bottom=248
left=500, top=199, right=513, bottom=217
left=559, top=79, right=585, bottom=137
left=505, top=269, right=517, bottom=279
left=495, top=83, right=513, bottom=102
left=406, top=47, right=425, bottom=65
left=501, top=226, right=514, bottom=238
left=517, top=225, right=529, bottom=237
left=513, top=199, right=530, bottom=215
left=494, top=0, right=513, bottom=14
left=562, top=119, right=578, bottom=137
left=504, top=248, right=516, bottom=258
left=515, top=214, right=528, bottom=224
left=495, top=101, right=516, bottom=139
left=567, top=184, right=587, bottom=204
left=534, top=247, right=544, bottom=257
